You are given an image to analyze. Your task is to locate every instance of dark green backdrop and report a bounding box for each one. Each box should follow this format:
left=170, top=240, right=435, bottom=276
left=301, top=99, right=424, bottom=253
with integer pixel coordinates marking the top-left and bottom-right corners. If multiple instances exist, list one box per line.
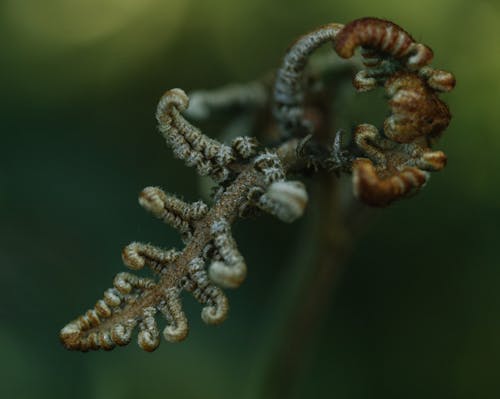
left=1, top=0, right=499, bottom=398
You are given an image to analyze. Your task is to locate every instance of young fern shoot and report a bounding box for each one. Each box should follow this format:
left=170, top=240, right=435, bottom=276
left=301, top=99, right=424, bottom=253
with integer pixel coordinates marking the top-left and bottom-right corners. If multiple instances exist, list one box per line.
left=60, top=17, right=455, bottom=352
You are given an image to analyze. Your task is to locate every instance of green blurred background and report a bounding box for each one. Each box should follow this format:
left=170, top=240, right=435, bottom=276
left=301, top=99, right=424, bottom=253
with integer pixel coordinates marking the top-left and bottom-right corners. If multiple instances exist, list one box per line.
left=1, top=0, right=500, bottom=397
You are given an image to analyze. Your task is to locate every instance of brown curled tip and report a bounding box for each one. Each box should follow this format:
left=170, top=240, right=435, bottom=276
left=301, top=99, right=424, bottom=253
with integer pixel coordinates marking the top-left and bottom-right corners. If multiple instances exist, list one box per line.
left=419, top=67, right=456, bottom=92
left=334, top=17, right=433, bottom=68
left=384, top=72, right=451, bottom=143
left=419, top=150, right=447, bottom=171
left=352, top=158, right=429, bottom=207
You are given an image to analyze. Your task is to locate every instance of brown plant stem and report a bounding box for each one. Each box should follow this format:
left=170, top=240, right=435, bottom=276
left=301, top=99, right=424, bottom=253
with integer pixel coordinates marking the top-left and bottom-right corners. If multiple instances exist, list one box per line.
left=261, top=172, right=359, bottom=398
